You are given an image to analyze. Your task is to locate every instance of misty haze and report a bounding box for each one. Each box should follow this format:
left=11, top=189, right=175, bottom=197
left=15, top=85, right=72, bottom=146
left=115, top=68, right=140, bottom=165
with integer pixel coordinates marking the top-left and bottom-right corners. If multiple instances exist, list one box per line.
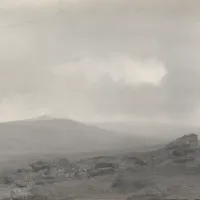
left=0, top=0, right=200, bottom=199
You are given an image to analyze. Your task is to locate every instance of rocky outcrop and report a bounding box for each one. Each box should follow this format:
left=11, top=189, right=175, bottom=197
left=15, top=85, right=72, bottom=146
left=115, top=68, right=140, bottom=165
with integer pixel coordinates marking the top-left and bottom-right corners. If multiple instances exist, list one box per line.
left=0, top=158, right=76, bottom=193
left=87, top=162, right=117, bottom=178
left=119, top=156, right=147, bottom=172
left=126, top=188, right=165, bottom=200
left=112, top=170, right=155, bottom=193
left=0, top=133, right=199, bottom=199
left=94, top=162, right=117, bottom=169
left=2, top=194, right=47, bottom=200
left=14, top=180, right=28, bottom=188
left=53, top=158, right=72, bottom=172
left=88, top=167, right=115, bottom=177
left=30, top=161, right=51, bottom=173
left=166, top=133, right=199, bottom=157
left=2, top=176, right=13, bottom=185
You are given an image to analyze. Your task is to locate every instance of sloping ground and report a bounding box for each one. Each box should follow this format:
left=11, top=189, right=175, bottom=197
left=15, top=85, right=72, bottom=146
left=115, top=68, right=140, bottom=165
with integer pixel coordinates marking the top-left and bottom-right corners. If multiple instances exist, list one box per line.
left=0, top=117, right=141, bottom=159
left=1, top=133, right=200, bottom=199
left=94, top=121, right=200, bottom=142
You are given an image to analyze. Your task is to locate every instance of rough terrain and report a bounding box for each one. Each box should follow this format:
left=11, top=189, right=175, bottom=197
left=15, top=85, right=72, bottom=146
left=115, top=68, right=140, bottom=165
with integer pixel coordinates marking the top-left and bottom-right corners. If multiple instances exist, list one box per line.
left=1, top=133, right=200, bottom=199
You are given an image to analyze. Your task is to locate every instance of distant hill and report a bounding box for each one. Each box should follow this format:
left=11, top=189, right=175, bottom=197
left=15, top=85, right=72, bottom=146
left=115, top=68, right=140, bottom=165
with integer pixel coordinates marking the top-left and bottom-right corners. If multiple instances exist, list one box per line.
left=0, top=116, right=154, bottom=161
left=93, top=121, right=200, bottom=143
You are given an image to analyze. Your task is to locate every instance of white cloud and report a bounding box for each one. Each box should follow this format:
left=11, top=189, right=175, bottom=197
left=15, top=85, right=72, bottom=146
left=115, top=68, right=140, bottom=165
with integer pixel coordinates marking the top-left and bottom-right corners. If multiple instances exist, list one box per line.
left=0, top=0, right=198, bottom=125
left=53, top=56, right=167, bottom=86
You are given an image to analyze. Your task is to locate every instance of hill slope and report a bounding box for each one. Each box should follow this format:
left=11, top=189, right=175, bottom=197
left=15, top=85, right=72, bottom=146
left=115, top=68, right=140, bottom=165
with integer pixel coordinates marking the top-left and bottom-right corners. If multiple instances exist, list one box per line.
left=0, top=116, right=145, bottom=158
left=93, top=121, right=200, bottom=143
left=1, top=133, right=200, bottom=199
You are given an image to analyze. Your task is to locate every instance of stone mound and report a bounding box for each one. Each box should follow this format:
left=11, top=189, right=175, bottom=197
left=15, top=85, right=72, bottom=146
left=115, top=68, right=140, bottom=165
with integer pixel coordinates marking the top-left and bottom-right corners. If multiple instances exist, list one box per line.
left=126, top=187, right=166, bottom=200
left=165, top=133, right=199, bottom=157
left=150, top=134, right=199, bottom=164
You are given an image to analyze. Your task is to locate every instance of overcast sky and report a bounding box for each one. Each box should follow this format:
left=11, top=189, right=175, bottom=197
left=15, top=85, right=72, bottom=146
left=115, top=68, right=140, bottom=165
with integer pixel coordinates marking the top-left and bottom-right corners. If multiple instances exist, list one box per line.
left=0, top=0, right=199, bottom=124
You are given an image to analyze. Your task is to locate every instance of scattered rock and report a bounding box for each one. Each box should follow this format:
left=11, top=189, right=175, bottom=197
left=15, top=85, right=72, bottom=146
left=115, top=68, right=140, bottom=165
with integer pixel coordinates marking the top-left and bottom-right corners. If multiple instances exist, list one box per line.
left=127, top=188, right=164, bottom=200
left=166, top=134, right=198, bottom=157
left=123, top=156, right=147, bottom=166
left=94, top=162, right=117, bottom=169
left=14, top=180, right=28, bottom=188
left=112, top=172, right=154, bottom=193
left=0, top=133, right=199, bottom=199
left=54, top=158, right=72, bottom=172
left=2, top=176, right=13, bottom=185
left=88, top=167, right=115, bottom=177
left=10, top=187, right=31, bottom=199
left=30, top=161, right=51, bottom=173
left=85, top=161, right=118, bottom=178
left=3, top=194, right=48, bottom=200
left=173, top=155, right=195, bottom=163
left=119, top=156, right=147, bottom=172
left=72, top=167, right=89, bottom=179
left=16, top=169, right=28, bottom=173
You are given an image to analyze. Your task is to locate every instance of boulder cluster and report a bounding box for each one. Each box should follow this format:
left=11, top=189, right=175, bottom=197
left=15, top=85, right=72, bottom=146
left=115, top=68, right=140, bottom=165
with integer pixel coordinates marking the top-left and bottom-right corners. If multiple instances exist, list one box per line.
left=166, top=133, right=199, bottom=157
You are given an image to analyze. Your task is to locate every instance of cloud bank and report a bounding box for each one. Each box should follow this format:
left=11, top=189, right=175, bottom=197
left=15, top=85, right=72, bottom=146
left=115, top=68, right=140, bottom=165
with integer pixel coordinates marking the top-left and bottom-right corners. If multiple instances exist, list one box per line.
left=0, top=0, right=199, bottom=124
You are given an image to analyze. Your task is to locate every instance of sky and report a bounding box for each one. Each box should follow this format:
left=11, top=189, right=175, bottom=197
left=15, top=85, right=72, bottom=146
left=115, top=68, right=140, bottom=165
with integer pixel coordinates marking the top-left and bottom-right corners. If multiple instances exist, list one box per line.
left=0, top=0, right=199, bottom=124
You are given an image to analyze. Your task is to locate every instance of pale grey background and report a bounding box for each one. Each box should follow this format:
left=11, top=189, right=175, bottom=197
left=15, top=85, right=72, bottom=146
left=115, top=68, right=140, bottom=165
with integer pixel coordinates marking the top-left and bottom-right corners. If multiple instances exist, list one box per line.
left=0, top=0, right=199, bottom=127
